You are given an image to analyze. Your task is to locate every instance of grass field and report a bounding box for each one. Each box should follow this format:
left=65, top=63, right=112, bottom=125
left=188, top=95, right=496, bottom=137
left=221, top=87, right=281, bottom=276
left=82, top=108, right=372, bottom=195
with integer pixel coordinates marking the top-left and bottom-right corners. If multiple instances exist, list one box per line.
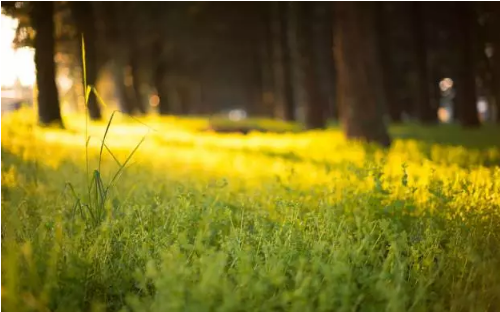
left=2, top=109, right=500, bottom=312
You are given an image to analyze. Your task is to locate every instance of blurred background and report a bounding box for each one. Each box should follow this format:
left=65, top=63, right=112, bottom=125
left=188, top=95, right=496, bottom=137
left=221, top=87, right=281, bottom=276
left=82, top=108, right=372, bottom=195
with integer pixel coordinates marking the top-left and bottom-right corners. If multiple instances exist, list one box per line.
left=1, top=2, right=499, bottom=142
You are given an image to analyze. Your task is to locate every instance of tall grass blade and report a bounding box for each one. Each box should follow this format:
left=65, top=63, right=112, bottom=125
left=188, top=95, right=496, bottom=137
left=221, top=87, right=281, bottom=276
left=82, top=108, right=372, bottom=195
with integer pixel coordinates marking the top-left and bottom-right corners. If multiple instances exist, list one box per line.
left=101, top=142, right=122, bottom=168
left=84, top=86, right=92, bottom=105
left=92, top=87, right=108, bottom=108
left=108, top=134, right=148, bottom=189
left=98, top=111, right=117, bottom=172
left=81, top=35, right=87, bottom=92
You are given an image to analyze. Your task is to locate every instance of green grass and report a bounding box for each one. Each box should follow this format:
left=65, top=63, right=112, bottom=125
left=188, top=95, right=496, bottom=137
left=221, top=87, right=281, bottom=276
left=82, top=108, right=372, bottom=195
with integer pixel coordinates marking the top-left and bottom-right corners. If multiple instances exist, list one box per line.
left=2, top=110, right=500, bottom=312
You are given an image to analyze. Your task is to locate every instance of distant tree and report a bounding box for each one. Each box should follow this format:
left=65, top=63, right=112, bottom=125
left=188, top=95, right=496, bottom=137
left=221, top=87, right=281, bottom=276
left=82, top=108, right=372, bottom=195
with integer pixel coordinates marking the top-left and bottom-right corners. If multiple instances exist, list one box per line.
left=333, top=2, right=391, bottom=147
left=493, top=14, right=500, bottom=123
left=455, top=2, right=481, bottom=127
left=376, top=3, right=402, bottom=123
left=310, top=2, right=337, bottom=121
left=411, top=2, right=436, bottom=124
left=130, top=52, right=148, bottom=115
left=70, top=2, right=102, bottom=120
left=257, top=3, right=276, bottom=117
left=152, top=39, right=170, bottom=115
left=270, top=2, right=295, bottom=121
left=126, top=2, right=151, bottom=115
left=482, top=2, right=500, bottom=123
left=300, top=2, right=327, bottom=129
left=32, top=2, right=63, bottom=126
left=2, top=1, right=63, bottom=126
left=92, top=2, right=136, bottom=115
left=286, top=2, right=306, bottom=122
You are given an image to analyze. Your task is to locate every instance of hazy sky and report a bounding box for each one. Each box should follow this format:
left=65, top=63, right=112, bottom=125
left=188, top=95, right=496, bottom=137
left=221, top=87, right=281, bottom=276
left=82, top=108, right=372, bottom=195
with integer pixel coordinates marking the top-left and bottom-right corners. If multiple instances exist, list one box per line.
left=1, top=14, right=35, bottom=87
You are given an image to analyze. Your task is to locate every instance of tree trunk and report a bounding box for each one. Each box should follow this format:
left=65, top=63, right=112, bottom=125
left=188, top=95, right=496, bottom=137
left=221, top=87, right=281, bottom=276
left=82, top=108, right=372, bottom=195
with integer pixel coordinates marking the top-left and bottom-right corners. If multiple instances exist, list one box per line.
left=270, top=2, right=285, bottom=119
left=130, top=51, right=147, bottom=115
left=377, top=3, right=401, bottom=123
left=456, top=3, right=481, bottom=127
left=178, top=80, right=191, bottom=115
left=493, top=6, right=500, bottom=123
left=271, top=2, right=295, bottom=121
left=154, top=63, right=170, bottom=115
left=493, top=31, right=500, bottom=123
left=260, top=4, right=276, bottom=117
left=286, top=2, right=304, bottom=122
left=312, top=2, right=337, bottom=121
left=32, top=2, right=63, bottom=127
left=333, top=2, right=391, bottom=147
left=245, top=35, right=265, bottom=117
left=281, top=2, right=296, bottom=121
left=70, top=2, right=102, bottom=120
left=112, top=59, right=135, bottom=115
left=153, top=39, right=170, bottom=115
left=301, top=3, right=327, bottom=129
left=411, top=2, right=436, bottom=124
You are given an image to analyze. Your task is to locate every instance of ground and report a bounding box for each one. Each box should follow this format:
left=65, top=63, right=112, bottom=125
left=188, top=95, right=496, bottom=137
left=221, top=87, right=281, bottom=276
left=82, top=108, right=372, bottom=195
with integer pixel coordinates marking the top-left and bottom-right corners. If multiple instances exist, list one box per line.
left=2, top=109, right=500, bottom=312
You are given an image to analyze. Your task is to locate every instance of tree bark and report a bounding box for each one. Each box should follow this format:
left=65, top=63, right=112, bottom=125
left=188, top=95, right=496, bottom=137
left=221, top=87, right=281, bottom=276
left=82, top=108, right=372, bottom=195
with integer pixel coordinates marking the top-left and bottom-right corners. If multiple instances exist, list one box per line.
left=281, top=2, right=296, bottom=121
left=301, top=3, right=327, bottom=129
left=32, top=2, right=63, bottom=127
left=333, top=2, right=391, bottom=147
left=130, top=50, right=147, bottom=115
left=154, top=64, right=170, bottom=115
left=286, top=2, right=304, bottom=122
left=112, top=59, right=135, bottom=115
left=70, top=2, right=102, bottom=120
left=260, top=4, right=276, bottom=117
left=153, top=39, right=170, bottom=115
left=270, top=2, right=285, bottom=119
left=376, top=3, right=401, bottom=123
left=312, top=2, right=337, bottom=121
left=493, top=5, right=500, bottom=123
left=456, top=2, right=481, bottom=127
left=412, top=2, right=436, bottom=124
left=493, top=19, right=500, bottom=123
left=271, top=2, right=295, bottom=121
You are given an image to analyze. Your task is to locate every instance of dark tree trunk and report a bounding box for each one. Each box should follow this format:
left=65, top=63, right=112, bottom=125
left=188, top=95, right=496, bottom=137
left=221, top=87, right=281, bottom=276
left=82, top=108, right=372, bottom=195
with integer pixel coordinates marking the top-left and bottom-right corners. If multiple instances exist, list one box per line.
left=260, top=4, right=276, bottom=117
left=154, top=64, right=169, bottom=115
left=412, top=2, right=436, bottom=124
left=32, top=2, right=63, bottom=127
left=130, top=51, right=147, bottom=115
left=377, top=3, right=401, bottom=123
left=112, top=59, right=135, bottom=115
left=153, top=40, right=170, bottom=115
left=493, top=9, right=500, bottom=123
left=271, top=2, right=295, bottom=121
left=250, top=47, right=266, bottom=116
left=70, top=2, right=102, bottom=120
left=493, top=29, right=500, bottom=123
left=333, top=2, right=391, bottom=147
left=178, top=82, right=191, bottom=115
left=270, top=2, right=286, bottom=119
left=280, top=2, right=296, bottom=121
left=301, top=3, right=327, bottom=129
left=456, top=3, right=481, bottom=127
left=312, top=2, right=337, bottom=121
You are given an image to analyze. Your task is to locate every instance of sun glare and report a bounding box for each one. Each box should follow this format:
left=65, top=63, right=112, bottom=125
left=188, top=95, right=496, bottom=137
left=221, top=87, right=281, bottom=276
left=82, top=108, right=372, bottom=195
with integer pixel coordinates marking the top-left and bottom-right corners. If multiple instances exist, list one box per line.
left=1, top=14, right=35, bottom=87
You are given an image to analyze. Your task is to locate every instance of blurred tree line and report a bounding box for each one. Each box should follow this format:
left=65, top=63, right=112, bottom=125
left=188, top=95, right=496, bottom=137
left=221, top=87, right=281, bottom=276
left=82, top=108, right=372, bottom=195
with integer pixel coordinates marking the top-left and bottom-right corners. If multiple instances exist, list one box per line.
left=2, top=1, right=500, bottom=146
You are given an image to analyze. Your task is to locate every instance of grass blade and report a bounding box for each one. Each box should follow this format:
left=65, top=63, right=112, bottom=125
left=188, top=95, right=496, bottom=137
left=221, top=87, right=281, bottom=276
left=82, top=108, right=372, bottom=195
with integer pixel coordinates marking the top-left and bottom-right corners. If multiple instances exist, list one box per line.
left=99, top=111, right=117, bottom=172
left=81, top=35, right=87, bottom=90
left=101, top=142, right=122, bottom=168
left=92, top=87, right=108, bottom=108
left=108, top=134, right=148, bottom=189
left=84, top=86, right=92, bottom=105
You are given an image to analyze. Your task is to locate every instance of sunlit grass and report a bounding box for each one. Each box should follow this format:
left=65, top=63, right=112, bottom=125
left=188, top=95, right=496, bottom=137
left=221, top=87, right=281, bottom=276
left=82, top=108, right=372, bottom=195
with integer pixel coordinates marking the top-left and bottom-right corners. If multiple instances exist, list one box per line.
left=2, top=109, right=500, bottom=311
